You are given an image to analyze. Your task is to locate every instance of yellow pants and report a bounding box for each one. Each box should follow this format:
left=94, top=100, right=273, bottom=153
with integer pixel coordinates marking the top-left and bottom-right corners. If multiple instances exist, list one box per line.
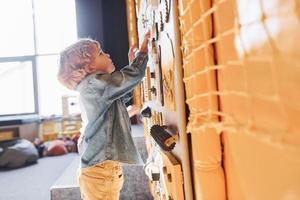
left=78, top=160, right=124, bottom=200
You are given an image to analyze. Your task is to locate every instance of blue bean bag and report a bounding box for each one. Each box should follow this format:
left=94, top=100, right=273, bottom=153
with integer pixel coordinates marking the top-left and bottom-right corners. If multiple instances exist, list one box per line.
left=0, top=138, right=39, bottom=169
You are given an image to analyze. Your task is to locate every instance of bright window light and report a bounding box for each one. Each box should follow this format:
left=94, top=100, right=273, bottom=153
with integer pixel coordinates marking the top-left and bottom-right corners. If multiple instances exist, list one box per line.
left=0, top=0, right=78, bottom=117
left=0, top=0, right=35, bottom=57
left=34, top=0, right=78, bottom=117
left=34, top=0, right=78, bottom=54
left=37, top=55, right=77, bottom=117
left=0, top=61, right=35, bottom=115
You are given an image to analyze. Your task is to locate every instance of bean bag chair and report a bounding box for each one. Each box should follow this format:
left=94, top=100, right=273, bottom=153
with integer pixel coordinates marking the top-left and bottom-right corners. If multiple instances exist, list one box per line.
left=44, top=140, right=68, bottom=156
left=0, top=138, right=39, bottom=169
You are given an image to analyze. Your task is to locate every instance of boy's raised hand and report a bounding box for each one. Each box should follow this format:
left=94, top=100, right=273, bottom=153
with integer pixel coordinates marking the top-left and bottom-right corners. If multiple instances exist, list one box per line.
left=128, top=31, right=150, bottom=62
left=139, top=31, right=150, bottom=53
left=128, top=44, right=138, bottom=63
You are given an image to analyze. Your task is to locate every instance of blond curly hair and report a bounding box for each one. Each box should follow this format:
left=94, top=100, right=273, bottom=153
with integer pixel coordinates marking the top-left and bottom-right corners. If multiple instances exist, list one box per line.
left=57, top=38, right=100, bottom=90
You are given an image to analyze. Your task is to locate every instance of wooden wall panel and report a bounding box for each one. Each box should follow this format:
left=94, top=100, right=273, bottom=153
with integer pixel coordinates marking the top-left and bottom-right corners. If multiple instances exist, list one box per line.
left=126, top=0, right=142, bottom=108
left=135, top=0, right=193, bottom=199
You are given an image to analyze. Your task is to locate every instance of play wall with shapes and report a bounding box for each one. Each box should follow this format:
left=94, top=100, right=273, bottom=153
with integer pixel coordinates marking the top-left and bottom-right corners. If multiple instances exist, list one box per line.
left=133, top=0, right=193, bottom=199
left=127, top=0, right=300, bottom=199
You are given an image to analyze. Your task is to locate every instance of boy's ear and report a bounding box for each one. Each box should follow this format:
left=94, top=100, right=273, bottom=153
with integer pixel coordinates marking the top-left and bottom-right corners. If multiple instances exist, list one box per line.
left=84, top=64, right=95, bottom=73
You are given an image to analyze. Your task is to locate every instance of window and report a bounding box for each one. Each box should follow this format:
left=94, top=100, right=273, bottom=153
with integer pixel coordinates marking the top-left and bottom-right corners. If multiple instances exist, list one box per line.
left=0, top=0, right=35, bottom=57
left=0, top=60, right=36, bottom=115
left=0, top=0, right=78, bottom=118
left=37, top=55, right=76, bottom=116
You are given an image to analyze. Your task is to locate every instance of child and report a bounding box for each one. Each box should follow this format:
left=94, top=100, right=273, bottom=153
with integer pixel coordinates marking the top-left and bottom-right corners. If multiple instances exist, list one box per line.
left=57, top=31, right=150, bottom=200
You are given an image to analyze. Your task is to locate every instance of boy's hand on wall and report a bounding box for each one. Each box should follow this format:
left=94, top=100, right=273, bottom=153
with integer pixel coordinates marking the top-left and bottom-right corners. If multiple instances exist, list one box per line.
left=139, top=31, right=150, bottom=53
left=127, top=105, right=140, bottom=118
left=128, top=44, right=138, bottom=63
left=128, top=31, right=150, bottom=62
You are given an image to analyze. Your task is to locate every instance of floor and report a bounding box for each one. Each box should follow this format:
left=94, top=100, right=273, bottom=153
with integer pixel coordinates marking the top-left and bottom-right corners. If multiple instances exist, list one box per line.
left=0, top=153, right=77, bottom=200
left=0, top=124, right=153, bottom=200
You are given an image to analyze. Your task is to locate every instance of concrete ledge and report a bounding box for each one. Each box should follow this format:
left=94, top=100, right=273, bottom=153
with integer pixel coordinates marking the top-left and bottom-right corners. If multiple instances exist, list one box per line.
left=50, top=155, right=81, bottom=200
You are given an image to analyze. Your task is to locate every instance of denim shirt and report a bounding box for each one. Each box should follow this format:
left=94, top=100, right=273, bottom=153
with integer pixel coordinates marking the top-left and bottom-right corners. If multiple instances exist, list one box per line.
left=76, top=52, right=148, bottom=168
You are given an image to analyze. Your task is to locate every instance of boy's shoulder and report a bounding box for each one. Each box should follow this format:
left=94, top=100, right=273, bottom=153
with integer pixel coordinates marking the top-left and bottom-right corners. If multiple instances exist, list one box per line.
left=95, top=72, right=110, bottom=82
left=95, top=71, right=123, bottom=87
left=80, top=73, right=108, bottom=84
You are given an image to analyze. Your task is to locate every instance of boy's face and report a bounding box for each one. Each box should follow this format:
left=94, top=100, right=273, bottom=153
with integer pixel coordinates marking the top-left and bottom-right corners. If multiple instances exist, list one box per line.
left=90, top=46, right=115, bottom=73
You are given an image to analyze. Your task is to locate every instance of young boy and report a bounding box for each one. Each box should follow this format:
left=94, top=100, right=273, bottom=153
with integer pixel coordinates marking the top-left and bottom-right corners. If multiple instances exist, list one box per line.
left=57, top=31, right=150, bottom=200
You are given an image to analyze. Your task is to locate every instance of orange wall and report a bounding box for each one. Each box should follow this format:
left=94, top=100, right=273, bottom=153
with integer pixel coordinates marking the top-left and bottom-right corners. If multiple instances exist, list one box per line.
left=214, top=0, right=300, bottom=199
left=180, top=0, right=300, bottom=199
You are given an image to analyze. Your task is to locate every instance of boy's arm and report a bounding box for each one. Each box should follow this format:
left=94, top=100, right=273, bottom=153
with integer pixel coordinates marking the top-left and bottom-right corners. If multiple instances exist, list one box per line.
left=95, top=31, right=150, bottom=105
left=97, top=52, right=148, bottom=104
